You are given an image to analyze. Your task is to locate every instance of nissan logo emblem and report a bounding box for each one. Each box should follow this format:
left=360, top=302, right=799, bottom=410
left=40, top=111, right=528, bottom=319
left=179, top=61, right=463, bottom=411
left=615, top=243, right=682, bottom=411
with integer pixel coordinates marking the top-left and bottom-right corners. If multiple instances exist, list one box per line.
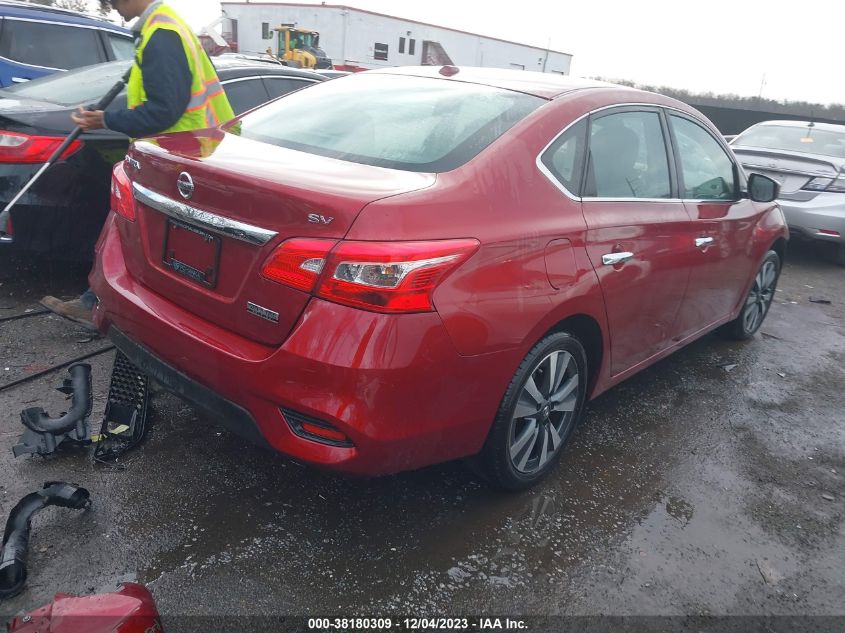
left=177, top=172, right=195, bottom=200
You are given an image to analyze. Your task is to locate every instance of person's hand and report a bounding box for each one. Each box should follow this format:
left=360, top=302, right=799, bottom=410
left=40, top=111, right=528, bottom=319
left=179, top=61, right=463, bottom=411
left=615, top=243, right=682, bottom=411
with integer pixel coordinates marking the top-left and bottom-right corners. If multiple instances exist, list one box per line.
left=71, top=108, right=106, bottom=130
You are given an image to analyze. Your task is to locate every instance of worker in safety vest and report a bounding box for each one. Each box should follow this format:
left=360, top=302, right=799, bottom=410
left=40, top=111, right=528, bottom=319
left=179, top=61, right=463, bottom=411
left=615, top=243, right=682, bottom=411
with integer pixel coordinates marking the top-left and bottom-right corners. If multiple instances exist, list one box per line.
left=40, top=0, right=235, bottom=328
left=74, top=0, right=234, bottom=136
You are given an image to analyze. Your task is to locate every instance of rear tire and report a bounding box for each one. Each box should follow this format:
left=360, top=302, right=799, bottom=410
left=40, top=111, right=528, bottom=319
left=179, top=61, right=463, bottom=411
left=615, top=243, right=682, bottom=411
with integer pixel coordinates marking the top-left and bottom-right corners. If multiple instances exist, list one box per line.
left=479, top=332, right=588, bottom=491
left=723, top=250, right=781, bottom=340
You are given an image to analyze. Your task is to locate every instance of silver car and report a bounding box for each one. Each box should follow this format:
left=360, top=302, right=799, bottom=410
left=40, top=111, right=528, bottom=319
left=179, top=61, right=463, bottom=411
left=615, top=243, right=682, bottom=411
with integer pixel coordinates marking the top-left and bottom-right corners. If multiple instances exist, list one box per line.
left=731, top=120, right=845, bottom=264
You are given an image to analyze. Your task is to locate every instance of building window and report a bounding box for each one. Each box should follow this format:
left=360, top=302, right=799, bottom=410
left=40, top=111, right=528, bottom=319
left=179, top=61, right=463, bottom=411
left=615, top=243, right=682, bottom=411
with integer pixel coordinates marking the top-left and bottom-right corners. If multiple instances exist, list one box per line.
left=408, top=38, right=416, bottom=56
left=261, top=22, right=271, bottom=40
left=399, top=37, right=405, bottom=54
left=510, top=63, right=525, bottom=70
left=374, top=42, right=388, bottom=61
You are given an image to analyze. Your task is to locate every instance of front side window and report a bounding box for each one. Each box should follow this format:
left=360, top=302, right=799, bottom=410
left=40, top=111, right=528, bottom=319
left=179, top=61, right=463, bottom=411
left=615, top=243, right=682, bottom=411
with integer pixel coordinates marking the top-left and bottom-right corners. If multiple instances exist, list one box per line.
left=233, top=74, right=544, bottom=172
left=670, top=115, right=737, bottom=200
left=0, top=21, right=104, bottom=70
left=585, top=110, right=671, bottom=199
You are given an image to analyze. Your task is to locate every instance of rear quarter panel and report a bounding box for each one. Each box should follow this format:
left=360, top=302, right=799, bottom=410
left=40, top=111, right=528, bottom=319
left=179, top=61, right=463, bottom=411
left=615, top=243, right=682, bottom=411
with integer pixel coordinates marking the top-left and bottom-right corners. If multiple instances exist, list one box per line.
left=346, top=91, right=624, bottom=396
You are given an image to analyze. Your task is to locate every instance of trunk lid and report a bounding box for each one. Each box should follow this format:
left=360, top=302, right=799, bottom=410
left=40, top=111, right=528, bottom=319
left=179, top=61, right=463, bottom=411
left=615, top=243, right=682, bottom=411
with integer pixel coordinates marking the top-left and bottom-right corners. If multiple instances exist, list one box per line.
left=123, top=129, right=436, bottom=345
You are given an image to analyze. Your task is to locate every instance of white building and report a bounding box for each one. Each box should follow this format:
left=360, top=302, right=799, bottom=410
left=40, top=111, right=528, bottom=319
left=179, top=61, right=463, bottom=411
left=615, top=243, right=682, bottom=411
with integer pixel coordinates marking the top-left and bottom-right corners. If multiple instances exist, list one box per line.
left=219, top=2, right=573, bottom=74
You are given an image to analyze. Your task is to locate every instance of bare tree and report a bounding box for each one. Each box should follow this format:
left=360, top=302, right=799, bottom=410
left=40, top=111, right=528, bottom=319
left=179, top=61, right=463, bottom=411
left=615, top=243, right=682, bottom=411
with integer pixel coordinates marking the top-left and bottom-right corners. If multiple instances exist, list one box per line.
left=22, top=0, right=102, bottom=14
left=55, top=0, right=91, bottom=11
left=592, top=76, right=845, bottom=120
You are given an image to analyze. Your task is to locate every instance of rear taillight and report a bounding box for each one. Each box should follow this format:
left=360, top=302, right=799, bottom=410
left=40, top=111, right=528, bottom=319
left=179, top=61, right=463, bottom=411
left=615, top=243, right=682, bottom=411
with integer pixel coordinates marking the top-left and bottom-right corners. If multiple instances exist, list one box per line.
left=260, top=238, right=338, bottom=292
left=318, top=240, right=479, bottom=313
left=110, top=162, right=135, bottom=221
left=802, top=175, right=845, bottom=193
left=0, top=130, right=83, bottom=164
left=261, top=238, right=479, bottom=313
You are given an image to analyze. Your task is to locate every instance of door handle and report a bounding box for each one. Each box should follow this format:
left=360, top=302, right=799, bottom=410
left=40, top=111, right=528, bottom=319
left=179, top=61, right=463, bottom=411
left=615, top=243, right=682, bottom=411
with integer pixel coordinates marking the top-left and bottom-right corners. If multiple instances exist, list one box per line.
left=695, top=237, right=715, bottom=248
left=601, top=251, right=634, bottom=266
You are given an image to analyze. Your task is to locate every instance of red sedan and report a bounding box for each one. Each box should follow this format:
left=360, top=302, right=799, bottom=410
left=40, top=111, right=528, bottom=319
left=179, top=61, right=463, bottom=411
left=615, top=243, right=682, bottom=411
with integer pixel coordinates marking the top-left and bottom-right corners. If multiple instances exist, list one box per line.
left=90, top=67, right=787, bottom=489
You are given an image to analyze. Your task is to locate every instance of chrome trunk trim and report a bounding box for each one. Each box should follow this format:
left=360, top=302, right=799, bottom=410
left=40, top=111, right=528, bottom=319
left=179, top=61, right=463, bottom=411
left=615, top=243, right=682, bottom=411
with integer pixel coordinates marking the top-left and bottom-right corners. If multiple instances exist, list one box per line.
left=133, top=182, right=278, bottom=247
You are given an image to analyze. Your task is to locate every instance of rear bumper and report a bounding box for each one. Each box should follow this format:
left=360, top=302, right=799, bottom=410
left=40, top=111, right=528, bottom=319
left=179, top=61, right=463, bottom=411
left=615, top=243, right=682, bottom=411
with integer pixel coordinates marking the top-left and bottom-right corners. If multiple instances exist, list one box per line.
left=90, top=214, right=511, bottom=476
left=108, top=326, right=271, bottom=449
left=778, top=193, right=845, bottom=244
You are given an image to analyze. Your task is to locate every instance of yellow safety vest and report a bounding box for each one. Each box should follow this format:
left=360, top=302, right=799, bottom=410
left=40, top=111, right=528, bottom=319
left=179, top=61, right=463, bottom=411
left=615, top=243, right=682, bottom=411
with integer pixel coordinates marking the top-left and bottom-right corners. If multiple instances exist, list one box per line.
left=127, top=4, right=234, bottom=135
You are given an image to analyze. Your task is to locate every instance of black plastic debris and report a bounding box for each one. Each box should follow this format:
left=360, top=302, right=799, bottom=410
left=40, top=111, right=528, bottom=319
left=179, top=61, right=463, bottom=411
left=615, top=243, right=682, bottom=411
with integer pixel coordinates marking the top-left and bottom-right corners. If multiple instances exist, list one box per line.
left=12, top=364, right=92, bottom=458
left=0, top=482, right=90, bottom=599
left=93, top=351, right=150, bottom=463
left=809, top=297, right=832, bottom=305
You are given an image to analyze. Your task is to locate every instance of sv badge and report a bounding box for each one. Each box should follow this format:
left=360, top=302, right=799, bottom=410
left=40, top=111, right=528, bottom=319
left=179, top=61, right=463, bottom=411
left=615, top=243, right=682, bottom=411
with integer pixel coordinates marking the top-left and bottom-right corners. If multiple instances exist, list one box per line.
left=308, top=214, right=334, bottom=225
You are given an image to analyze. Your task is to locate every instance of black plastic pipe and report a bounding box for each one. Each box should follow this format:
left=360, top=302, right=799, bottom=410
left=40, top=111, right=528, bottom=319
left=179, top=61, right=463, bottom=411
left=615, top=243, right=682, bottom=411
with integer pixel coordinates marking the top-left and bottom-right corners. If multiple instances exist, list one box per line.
left=0, top=482, right=90, bottom=599
left=20, top=363, right=92, bottom=434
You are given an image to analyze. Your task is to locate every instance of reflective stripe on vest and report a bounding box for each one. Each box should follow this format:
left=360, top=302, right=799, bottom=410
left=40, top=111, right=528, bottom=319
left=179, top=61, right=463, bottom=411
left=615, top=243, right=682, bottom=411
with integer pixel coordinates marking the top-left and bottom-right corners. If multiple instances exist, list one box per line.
left=126, top=4, right=234, bottom=136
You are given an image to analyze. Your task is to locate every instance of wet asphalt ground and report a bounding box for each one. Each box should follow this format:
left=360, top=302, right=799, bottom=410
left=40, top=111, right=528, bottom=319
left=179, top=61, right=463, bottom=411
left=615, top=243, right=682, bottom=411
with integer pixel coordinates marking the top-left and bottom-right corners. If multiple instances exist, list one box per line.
left=0, top=241, right=843, bottom=629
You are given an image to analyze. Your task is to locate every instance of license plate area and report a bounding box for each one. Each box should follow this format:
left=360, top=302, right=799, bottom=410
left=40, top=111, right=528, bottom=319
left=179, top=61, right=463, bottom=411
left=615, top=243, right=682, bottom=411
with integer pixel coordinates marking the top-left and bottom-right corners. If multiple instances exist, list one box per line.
left=162, top=219, right=221, bottom=289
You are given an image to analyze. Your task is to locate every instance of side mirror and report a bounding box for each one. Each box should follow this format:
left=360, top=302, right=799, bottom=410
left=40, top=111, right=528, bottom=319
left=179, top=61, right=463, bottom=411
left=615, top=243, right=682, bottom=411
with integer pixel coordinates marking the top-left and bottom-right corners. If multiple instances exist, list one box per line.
left=748, top=173, right=779, bottom=203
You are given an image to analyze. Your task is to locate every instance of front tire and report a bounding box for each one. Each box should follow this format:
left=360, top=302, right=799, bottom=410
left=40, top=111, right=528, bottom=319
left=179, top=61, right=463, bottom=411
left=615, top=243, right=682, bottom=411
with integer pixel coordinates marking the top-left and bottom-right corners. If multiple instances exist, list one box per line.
left=480, top=332, right=588, bottom=491
left=723, top=250, right=781, bottom=340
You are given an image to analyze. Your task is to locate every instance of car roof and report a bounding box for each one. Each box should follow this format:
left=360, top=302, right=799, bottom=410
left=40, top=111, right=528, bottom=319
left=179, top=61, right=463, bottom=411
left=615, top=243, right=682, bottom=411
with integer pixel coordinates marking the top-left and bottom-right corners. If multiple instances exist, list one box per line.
left=0, top=0, right=131, bottom=33
left=368, top=65, right=622, bottom=99
left=211, top=57, right=328, bottom=81
left=747, top=120, right=845, bottom=133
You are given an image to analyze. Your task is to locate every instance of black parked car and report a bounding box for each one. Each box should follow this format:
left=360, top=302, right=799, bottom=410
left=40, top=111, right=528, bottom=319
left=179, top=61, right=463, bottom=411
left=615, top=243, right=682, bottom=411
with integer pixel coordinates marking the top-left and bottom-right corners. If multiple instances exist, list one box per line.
left=0, top=57, right=326, bottom=258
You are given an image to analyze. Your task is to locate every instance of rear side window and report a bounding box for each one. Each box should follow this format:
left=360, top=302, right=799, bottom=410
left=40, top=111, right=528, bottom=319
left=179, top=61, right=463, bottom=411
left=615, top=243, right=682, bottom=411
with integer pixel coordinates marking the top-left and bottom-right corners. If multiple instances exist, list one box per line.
left=670, top=115, right=737, bottom=200
left=106, top=32, right=135, bottom=60
left=263, top=77, right=312, bottom=99
left=540, top=118, right=587, bottom=195
left=233, top=74, right=544, bottom=172
left=585, top=110, right=671, bottom=199
left=223, top=78, right=271, bottom=115
left=0, top=20, right=105, bottom=70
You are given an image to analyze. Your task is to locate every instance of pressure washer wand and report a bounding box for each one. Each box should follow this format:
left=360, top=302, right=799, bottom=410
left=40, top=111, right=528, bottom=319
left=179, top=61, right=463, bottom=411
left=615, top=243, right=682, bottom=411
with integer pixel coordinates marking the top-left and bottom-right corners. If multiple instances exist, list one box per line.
left=0, top=66, right=132, bottom=242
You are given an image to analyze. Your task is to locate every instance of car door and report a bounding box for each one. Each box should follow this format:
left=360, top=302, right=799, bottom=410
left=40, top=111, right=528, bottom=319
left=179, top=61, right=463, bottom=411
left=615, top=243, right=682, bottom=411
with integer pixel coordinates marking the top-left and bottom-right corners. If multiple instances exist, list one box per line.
left=667, top=112, right=759, bottom=338
left=580, top=107, right=692, bottom=376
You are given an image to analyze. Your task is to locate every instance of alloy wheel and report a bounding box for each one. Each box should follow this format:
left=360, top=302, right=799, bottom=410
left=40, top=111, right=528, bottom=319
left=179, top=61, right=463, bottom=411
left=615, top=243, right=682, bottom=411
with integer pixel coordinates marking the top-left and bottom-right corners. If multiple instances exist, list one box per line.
left=508, top=350, right=579, bottom=475
left=743, top=259, right=778, bottom=333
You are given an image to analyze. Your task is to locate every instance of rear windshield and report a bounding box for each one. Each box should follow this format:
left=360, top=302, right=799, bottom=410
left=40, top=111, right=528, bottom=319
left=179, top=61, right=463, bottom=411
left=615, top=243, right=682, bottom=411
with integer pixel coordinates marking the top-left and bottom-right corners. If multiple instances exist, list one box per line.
left=1, top=60, right=131, bottom=106
left=734, top=124, right=845, bottom=159
left=231, top=74, right=545, bottom=172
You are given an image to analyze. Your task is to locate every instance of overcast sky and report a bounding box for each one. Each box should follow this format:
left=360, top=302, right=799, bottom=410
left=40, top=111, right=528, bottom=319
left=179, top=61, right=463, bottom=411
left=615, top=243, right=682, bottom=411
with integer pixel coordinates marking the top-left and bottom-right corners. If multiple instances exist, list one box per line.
left=163, top=0, right=842, bottom=105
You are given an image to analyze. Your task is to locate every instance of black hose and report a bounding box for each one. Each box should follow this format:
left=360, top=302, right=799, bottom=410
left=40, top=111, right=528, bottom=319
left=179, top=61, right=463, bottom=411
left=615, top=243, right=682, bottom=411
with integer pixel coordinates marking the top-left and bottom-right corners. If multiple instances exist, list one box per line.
left=19, top=364, right=92, bottom=434
left=0, top=482, right=90, bottom=600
